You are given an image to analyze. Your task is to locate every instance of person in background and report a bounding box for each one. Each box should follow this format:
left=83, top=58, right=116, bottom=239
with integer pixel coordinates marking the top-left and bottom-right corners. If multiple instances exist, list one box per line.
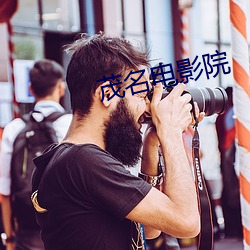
left=215, top=86, right=242, bottom=238
left=0, top=59, right=72, bottom=250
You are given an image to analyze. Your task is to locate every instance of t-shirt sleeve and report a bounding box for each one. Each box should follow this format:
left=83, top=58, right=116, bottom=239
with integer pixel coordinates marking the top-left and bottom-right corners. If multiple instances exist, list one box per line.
left=74, top=145, right=152, bottom=220
left=0, top=119, right=25, bottom=195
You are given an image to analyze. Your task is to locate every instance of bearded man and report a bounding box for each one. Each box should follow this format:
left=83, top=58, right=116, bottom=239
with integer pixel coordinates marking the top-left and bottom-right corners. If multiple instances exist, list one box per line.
left=31, top=33, right=201, bottom=250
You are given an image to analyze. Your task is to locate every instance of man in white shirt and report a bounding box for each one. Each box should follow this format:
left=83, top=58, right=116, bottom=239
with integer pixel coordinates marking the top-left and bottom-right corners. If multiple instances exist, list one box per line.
left=0, top=59, right=72, bottom=250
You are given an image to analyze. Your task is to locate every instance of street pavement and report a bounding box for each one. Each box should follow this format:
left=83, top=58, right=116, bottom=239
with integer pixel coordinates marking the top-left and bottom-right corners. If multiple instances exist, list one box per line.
left=181, top=237, right=243, bottom=250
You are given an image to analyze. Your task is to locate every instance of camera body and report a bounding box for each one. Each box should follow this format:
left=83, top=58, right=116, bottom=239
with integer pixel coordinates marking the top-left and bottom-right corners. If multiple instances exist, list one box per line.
left=147, top=62, right=228, bottom=118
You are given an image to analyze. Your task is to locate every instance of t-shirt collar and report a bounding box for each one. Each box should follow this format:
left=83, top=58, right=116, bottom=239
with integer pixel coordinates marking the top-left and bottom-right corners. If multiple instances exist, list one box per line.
left=34, top=100, right=65, bottom=114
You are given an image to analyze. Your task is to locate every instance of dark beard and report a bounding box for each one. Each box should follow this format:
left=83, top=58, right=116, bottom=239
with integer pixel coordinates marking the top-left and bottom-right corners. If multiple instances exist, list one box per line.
left=104, top=99, right=143, bottom=167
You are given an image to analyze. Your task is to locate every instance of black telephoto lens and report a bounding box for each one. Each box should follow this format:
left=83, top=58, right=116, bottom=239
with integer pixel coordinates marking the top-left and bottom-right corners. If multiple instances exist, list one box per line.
left=187, top=87, right=228, bottom=116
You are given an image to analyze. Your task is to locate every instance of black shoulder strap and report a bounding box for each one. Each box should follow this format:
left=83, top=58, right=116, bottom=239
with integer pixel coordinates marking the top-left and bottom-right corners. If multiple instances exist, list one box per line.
left=21, top=112, right=33, bottom=124
left=44, top=111, right=66, bottom=123
left=21, top=110, right=66, bottom=124
left=192, top=126, right=214, bottom=250
left=190, top=96, right=214, bottom=250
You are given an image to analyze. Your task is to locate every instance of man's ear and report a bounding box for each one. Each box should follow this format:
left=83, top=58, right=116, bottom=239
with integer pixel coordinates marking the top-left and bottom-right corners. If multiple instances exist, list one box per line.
left=29, top=83, right=35, bottom=97
left=58, top=81, right=66, bottom=98
left=95, top=81, right=113, bottom=107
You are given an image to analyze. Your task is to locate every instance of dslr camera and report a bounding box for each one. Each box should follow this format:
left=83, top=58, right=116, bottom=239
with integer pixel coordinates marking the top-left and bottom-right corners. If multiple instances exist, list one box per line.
left=147, top=63, right=228, bottom=117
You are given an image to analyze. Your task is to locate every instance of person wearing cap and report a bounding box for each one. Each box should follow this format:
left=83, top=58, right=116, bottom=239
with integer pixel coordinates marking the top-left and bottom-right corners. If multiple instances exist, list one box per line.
left=0, top=59, right=72, bottom=250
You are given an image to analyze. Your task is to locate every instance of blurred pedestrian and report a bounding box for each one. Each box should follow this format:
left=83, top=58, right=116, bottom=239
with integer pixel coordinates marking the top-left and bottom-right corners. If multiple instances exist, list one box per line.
left=0, top=59, right=72, bottom=250
left=215, top=87, right=242, bottom=238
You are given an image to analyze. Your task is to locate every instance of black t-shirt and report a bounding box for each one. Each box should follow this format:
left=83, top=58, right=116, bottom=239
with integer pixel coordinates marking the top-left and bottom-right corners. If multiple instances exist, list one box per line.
left=33, top=143, right=152, bottom=250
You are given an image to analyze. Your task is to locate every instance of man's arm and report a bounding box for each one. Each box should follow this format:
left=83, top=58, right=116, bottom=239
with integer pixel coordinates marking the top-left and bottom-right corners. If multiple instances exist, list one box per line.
left=126, top=83, right=200, bottom=238
left=0, top=121, right=23, bottom=250
left=1, top=195, right=15, bottom=250
left=140, top=126, right=161, bottom=239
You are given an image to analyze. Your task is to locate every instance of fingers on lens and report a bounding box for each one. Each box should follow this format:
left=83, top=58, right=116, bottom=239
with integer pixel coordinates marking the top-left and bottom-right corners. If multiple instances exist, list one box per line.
left=180, top=93, right=192, bottom=105
left=193, top=102, right=200, bottom=117
left=186, top=103, right=192, bottom=112
left=170, top=83, right=186, bottom=97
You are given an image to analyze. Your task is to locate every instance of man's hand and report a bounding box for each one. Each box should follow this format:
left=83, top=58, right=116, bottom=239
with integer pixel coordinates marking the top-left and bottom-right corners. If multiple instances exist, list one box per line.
left=192, top=102, right=205, bottom=126
left=150, top=83, right=193, bottom=139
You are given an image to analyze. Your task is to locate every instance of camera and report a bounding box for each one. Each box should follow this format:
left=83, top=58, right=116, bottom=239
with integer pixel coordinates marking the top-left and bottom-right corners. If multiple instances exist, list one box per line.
left=147, top=86, right=228, bottom=116
left=147, top=62, right=228, bottom=117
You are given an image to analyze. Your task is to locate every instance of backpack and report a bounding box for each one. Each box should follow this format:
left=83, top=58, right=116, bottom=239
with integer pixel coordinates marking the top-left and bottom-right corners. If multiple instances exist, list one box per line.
left=10, top=110, right=64, bottom=230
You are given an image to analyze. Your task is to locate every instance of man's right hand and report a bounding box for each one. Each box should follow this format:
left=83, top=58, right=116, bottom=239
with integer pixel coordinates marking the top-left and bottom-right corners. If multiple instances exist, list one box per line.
left=150, top=82, right=193, bottom=140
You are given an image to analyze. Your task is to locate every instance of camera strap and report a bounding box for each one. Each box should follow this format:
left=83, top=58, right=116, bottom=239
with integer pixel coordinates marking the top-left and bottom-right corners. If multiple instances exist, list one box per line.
left=191, top=105, right=214, bottom=250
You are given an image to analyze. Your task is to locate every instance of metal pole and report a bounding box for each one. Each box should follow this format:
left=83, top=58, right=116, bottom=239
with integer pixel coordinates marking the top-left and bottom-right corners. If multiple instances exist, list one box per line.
left=230, top=0, right=250, bottom=248
left=37, top=0, right=43, bottom=28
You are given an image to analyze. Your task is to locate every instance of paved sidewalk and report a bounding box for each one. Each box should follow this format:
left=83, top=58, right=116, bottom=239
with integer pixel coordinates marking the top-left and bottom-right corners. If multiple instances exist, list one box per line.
left=181, top=237, right=243, bottom=250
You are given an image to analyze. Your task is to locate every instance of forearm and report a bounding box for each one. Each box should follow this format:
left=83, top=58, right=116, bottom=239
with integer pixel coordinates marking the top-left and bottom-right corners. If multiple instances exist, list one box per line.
left=141, top=126, right=163, bottom=239
left=1, top=195, right=14, bottom=237
left=141, top=136, right=161, bottom=238
left=141, top=127, right=159, bottom=176
left=127, top=83, right=202, bottom=237
left=159, top=131, right=198, bottom=218
left=142, top=132, right=199, bottom=237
